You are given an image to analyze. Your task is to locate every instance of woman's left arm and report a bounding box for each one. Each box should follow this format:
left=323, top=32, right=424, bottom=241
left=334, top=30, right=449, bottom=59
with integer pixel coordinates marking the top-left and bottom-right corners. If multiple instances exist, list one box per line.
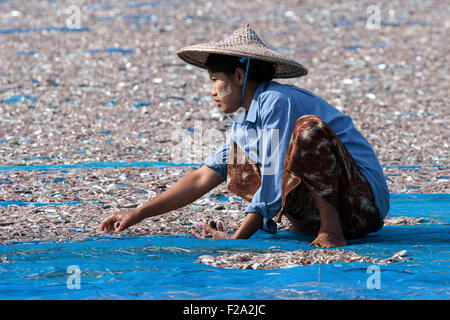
left=231, top=212, right=263, bottom=239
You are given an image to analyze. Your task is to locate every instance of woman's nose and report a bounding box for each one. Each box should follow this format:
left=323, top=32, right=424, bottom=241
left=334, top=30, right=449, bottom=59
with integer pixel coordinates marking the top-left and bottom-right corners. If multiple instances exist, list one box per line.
left=210, top=84, right=217, bottom=97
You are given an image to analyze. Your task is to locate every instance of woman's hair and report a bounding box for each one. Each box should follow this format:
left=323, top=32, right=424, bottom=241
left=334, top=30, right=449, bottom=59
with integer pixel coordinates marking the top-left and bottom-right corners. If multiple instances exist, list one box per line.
left=205, top=53, right=276, bottom=82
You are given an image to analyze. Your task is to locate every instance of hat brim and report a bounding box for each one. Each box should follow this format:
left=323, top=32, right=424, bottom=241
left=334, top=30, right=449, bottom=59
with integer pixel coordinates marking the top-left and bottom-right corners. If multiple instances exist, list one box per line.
left=177, top=47, right=308, bottom=79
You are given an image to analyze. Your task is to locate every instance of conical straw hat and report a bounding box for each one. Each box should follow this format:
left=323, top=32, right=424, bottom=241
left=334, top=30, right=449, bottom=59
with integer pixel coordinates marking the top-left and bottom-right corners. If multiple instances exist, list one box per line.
left=176, top=24, right=308, bottom=79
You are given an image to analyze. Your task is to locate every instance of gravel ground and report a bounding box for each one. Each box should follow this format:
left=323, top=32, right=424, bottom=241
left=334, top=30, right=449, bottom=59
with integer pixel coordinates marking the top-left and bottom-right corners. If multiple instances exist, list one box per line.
left=0, top=0, right=448, bottom=248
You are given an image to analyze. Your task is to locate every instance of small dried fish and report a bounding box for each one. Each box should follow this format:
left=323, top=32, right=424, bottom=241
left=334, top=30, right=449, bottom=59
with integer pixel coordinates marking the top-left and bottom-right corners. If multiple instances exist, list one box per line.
left=0, top=257, right=10, bottom=263
left=384, top=216, right=449, bottom=226
left=196, top=249, right=412, bottom=269
left=0, top=0, right=448, bottom=248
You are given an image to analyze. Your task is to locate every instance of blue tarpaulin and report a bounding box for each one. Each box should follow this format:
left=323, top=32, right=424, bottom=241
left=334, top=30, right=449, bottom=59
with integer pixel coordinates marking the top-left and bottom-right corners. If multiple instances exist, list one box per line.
left=0, top=193, right=448, bottom=300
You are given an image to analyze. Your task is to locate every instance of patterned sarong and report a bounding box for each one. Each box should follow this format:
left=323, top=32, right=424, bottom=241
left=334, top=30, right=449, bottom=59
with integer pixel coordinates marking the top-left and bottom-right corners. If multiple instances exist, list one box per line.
left=226, top=115, right=382, bottom=239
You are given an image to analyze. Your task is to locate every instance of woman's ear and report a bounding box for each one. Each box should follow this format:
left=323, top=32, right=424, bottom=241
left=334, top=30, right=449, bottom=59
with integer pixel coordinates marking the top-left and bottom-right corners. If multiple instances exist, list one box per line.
left=233, top=68, right=246, bottom=86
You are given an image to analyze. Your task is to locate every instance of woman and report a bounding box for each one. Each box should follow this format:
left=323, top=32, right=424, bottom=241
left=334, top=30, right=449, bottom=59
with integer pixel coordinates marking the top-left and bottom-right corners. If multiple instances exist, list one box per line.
left=99, top=25, right=390, bottom=248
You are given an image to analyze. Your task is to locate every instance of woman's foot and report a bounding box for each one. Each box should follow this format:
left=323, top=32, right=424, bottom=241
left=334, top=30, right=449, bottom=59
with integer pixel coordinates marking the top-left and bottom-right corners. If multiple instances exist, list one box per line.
left=310, top=230, right=347, bottom=248
left=307, top=187, right=347, bottom=248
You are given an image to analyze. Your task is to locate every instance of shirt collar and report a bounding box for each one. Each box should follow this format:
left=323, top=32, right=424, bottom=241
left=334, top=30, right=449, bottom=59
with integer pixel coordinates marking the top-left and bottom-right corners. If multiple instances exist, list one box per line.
left=228, top=82, right=267, bottom=124
left=227, top=110, right=246, bottom=124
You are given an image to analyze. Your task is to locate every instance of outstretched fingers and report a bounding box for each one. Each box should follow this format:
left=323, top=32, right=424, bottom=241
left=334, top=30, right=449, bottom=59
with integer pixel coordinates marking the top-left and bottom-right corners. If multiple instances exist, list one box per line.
left=191, top=221, right=230, bottom=239
left=99, top=216, right=116, bottom=232
left=191, top=228, right=205, bottom=239
left=99, top=215, right=126, bottom=232
left=115, top=221, right=126, bottom=232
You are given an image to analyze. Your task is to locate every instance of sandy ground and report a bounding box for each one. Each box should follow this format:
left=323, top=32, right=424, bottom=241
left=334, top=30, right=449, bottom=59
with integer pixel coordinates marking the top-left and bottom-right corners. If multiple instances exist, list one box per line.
left=0, top=0, right=448, bottom=251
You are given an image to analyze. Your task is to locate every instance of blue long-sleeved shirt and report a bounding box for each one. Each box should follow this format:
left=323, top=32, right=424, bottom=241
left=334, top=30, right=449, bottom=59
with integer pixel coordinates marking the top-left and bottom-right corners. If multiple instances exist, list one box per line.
left=203, top=81, right=390, bottom=234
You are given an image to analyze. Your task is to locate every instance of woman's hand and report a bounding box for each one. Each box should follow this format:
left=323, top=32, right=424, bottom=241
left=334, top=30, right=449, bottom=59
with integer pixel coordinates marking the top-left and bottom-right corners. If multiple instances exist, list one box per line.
left=191, top=221, right=233, bottom=239
left=99, top=209, right=141, bottom=232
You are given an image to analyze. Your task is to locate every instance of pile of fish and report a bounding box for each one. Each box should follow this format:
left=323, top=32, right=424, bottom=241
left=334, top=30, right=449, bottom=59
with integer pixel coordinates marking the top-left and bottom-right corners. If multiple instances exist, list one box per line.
left=196, top=249, right=410, bottom=269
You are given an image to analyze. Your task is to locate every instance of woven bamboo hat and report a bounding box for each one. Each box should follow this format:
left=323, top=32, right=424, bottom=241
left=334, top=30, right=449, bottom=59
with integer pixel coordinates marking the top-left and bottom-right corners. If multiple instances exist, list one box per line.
left=176, top=24, right=308, bottom=78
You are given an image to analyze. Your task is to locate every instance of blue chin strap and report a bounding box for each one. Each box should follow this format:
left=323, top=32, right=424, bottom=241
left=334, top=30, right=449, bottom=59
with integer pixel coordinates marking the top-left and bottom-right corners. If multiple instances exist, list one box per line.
left=239, top=57, right=251, bottom=109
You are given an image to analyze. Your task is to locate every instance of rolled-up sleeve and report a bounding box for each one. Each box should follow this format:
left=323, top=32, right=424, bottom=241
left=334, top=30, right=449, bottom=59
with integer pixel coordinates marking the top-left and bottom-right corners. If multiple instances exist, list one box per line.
left=244, top=186, right=282, bottom=234
left=202, top=143, right=229, bottom=181
left=244, top=94, right=293, bottom=234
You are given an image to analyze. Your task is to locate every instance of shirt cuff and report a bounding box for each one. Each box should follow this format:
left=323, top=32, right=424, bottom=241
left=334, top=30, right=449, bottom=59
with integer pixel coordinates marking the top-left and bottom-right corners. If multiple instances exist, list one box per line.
left=244, top=202, right=278, bottom=234
left=202, top=157, right=226, bottom=181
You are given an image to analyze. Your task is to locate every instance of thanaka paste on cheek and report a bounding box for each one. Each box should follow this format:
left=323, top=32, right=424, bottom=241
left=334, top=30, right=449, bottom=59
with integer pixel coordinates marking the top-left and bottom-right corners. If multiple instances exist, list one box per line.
left=217, top=83, right=232, bottom=98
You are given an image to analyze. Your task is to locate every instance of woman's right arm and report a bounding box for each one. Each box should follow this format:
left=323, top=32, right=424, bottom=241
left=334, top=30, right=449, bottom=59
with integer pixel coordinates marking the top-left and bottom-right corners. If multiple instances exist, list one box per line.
left=99, top=165, right=224, bottom=232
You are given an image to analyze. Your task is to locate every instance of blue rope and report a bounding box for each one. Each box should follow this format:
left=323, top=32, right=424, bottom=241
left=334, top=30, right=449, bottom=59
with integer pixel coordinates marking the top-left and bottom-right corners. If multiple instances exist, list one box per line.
left=239, top=57, right=250, bottom=108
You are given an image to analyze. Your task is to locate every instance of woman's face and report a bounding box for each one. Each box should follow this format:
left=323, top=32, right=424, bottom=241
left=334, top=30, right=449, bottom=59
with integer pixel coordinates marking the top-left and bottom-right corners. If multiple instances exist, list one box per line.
left=208, top=70, right=242, bottom=114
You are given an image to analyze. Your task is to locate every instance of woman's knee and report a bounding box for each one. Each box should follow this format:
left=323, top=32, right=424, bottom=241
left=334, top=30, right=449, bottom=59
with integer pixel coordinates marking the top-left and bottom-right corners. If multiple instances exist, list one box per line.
left=292, top=115, right=328, bottom=143
left=295, top=115, right=326, bottom=129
